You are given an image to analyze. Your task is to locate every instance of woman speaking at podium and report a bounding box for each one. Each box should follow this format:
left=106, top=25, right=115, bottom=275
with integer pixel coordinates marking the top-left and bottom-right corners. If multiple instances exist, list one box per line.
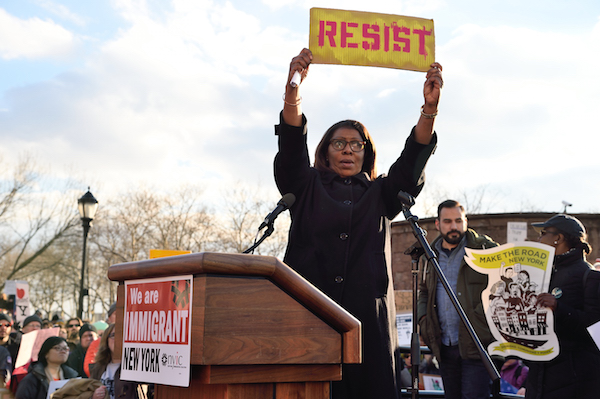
left=273, top=48, right=442, bottom=399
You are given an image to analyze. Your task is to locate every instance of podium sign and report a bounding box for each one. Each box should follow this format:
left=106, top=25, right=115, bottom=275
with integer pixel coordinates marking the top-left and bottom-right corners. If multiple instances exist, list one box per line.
left=121, top=275, right=193, bottom=387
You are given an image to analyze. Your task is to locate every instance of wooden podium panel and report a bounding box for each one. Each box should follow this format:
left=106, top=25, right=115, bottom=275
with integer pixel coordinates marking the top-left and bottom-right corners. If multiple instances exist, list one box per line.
left=109, top=253, right=361, bottom=399
left=196, top=364, right=341, bottom=384
left=155, top=380, right=329, bottom=399
left=192, top=275, right=341, bottom=365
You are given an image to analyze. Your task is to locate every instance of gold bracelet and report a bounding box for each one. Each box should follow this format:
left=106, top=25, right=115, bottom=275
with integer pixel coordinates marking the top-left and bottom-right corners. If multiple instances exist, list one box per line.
left=283, top=94, right=302, bottom=107
left=420, top=105, right=438, bottom=119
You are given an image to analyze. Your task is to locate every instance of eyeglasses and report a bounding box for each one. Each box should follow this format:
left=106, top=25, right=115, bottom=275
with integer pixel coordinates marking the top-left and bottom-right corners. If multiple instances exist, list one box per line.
left=67, top=324, right=80, bottom=328
left=329, top=139, right=365, bottom=152
left=0, top=323, right=10, bottom=328
left=540, top=230, right=559, bottom=237
left=51, top=346, right=69, bottom=352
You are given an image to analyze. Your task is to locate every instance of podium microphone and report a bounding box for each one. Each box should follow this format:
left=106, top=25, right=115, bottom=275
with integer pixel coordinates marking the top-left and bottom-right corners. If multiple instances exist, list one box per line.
left=258, top=193, right=296, bottom=230
left=397, top=191, right=415, bottom=208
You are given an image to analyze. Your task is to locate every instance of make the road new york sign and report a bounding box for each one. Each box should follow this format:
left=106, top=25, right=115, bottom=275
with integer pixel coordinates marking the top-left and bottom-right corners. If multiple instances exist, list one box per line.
left=465, top=242, right=559, bottom=361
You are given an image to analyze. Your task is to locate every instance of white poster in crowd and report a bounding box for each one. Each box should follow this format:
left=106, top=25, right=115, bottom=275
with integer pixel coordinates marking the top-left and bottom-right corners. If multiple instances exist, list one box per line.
left=122, top=275, right=193, bottom=387
left=47, top=378, right=74, bottom=399
left=506, top=222, right=528, bottom=243
left=465, top=242, right=559, bottom=361
left=422, top=374, right=444, bottom=391
left=3, top=280, right=31, bottom=324
left=14, top=282, right=32, bottom=326
left=15, top=327, right=60, bottom=368
left=396, top=313, right=412, bottom=346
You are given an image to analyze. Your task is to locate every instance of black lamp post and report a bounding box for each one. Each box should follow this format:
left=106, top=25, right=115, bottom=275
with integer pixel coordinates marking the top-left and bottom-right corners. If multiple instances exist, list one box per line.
left=77, top=188, right=98, bottom=319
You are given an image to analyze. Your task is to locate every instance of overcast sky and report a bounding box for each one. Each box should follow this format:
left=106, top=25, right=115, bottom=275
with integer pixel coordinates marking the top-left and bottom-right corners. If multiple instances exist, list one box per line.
left=1, top=0, right=599, bottom=219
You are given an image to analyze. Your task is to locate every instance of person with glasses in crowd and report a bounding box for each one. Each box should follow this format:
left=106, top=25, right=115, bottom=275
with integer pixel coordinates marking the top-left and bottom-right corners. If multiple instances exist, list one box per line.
left=274, top=48, right=442, bottom=399
left=20, top=316, right=42, bottom=334
left=525, top=214, right=600, bottom=399
left=15, top=336, right=77, bottom=399
left=90, top=324, right=142, bottom=399
left=65, top=318, right=82, bottom=352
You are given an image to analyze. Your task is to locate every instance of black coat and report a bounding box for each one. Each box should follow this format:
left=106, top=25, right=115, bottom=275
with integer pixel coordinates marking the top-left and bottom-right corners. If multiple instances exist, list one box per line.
left=525, top=248, right=600, bottom=399
left=15, top=362, right=78, bottom=399
left=274, top=114, right=436, bottom=399
left=67, top=343, right=87, bottom=377
left=1, top=331, right=21, bottom=371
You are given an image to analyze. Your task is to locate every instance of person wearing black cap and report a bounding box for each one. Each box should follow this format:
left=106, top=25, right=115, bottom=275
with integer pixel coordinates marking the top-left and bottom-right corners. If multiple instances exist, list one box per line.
left=14, top=336, right=77, bottom=399
left=21, top=315, right=42, bottom=334
left=67, top=323, right=97, bottom=378
left=525, top=214, right=600, bottom=399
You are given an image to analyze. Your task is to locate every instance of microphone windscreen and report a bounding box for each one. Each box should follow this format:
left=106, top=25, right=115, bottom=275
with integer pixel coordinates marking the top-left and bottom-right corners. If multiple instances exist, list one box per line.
left=281, top=193, right=296, bottom=208
left=397, top=191, right=415, bottom=207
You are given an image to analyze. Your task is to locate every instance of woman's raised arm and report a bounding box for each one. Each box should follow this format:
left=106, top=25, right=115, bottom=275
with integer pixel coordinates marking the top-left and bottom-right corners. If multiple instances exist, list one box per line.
left=282, top=48, right=312, bottom=127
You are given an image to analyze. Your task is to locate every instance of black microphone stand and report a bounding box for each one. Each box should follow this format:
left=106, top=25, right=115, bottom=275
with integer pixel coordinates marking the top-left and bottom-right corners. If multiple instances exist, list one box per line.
left=243, top=222, right=275, bottom=254
left=404, top=241, right=424, bottom=399
left=398, top=192, right=500, bottom=398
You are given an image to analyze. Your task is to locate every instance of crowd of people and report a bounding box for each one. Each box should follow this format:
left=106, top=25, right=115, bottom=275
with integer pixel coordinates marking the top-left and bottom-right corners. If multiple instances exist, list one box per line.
left=0, top=303, right=148, bottom=399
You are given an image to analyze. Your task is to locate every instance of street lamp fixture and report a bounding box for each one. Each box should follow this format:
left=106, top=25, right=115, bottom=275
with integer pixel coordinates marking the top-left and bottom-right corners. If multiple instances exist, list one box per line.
left=77, top=188, right=98, bottom=319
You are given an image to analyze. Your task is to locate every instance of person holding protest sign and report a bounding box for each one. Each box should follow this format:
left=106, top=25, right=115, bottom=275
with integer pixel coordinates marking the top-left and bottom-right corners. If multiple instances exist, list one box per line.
left=526, top=214, right=600, bottom=399
left=274, top=48, right=442, bottom=399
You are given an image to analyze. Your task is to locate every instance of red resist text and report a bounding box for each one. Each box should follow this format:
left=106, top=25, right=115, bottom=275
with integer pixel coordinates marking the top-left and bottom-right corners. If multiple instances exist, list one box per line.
left=318, top=20, right=432, bottom=57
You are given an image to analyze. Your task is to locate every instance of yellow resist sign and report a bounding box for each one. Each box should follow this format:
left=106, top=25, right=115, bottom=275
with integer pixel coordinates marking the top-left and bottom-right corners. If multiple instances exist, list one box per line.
left=309, top=8, right=435, bottom=72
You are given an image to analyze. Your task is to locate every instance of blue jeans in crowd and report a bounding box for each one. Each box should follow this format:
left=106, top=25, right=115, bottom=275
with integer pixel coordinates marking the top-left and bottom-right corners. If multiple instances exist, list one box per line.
left=439, top=344, right=491, bottom=399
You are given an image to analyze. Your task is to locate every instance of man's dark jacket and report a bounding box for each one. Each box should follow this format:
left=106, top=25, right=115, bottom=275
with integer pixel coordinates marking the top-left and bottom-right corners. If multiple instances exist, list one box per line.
left=1, top=331, right=21, bottom=371
left=417, top=228, right=497, bottom=361
left=66, top=343, right=87, bottom=378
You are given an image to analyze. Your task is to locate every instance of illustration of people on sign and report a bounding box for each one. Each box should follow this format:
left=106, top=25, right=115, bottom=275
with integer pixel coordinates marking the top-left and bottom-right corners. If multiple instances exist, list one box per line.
left=465, top=242, right=559, bottom=361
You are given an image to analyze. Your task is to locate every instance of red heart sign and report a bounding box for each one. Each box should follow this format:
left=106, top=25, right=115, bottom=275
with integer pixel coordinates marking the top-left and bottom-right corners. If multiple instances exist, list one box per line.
left=16, top=288, right=25, bottom=299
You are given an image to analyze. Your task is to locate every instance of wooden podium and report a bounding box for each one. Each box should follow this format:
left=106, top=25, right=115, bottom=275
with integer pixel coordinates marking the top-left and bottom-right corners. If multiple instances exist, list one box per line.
left=108, top=252, right=361, bottom=399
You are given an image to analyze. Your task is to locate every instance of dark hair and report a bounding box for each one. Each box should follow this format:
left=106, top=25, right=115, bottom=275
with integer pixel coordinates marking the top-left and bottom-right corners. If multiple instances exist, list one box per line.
left=66, top=317, right=82, bottom=327
left=91, top=323, right=115, bottom=379
left=38, top=336, right=67, bottom=366
left=314, top=120, right=377, bottom=180
left=437, top=200, right=465, bottom=219
left=559, top=231, right=592, bottom=255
